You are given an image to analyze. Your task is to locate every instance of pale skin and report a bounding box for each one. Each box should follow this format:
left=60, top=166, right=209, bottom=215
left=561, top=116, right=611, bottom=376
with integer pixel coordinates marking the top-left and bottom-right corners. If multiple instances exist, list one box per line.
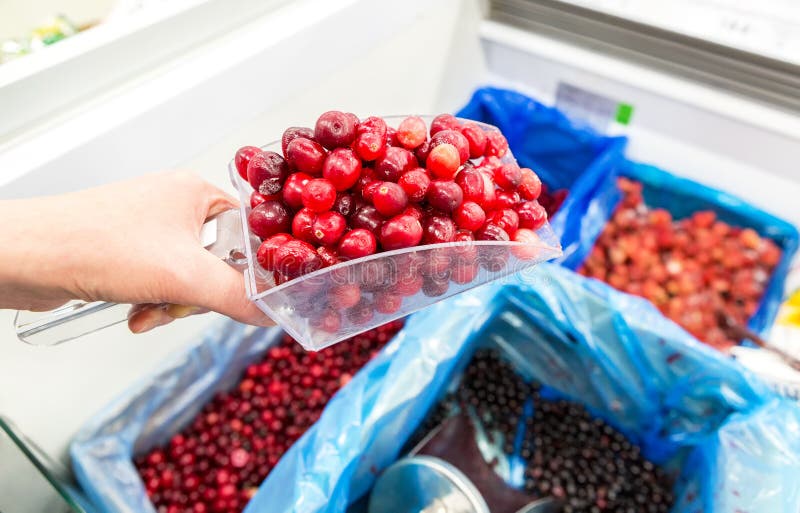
left=0, top=171, right=274, bottom=333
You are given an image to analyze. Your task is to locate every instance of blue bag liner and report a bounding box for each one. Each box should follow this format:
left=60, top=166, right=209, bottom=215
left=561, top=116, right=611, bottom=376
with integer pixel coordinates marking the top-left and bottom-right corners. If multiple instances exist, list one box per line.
left=456, top=87, right=627, bottom=269
left=70, top=266, right=800, bottom=513
left=565, top=159, right=800, bottom=336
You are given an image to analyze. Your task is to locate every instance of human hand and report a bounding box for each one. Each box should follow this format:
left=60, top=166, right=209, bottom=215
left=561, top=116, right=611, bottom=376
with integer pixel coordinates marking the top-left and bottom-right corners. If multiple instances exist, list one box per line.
left=0, top=171, right=274, bottom=333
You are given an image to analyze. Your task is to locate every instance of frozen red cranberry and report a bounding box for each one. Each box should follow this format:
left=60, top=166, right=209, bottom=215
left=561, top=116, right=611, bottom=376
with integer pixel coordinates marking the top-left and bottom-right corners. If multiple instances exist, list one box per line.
left=414, top=139, right=431, bottom=164
left=430, top=114, right=461, bottom=136
left=385, top=126, right=399, bottom=147
left=511, top=228, right=543, bottom=260
left=361, top=181, right=382, bottom=203
left=323, top=148, right=361, bottom=191
left=235, top=146, right=261, bottom=180
left=396, top=116, right=427, bottom=149
left=422, top=276, right=450, bottom=297
left=430, top=130, right=470, bottom=164
left=250, top=191, right=267, bottom=208
left=247, top=151, right=289, bottom=195
left=401, top=204, right=424, bottom=221
left=516, top=201, right=547, bottom=230
left=426, top=180, right=464, bottom=213
left=426, top=144, right=460, bottom=179
left=380, top=214, right=423, bottom=250
left=333, top=193, right=356, bottom=217
left=338, top=228, right=377, bottom=260
left=301, top=178, right=337, bottom=212
left=372, top=182, right=408, bottom=217
left=452, top=263, right=479, bottom=284
left=375, top=147, right=417, bottom=182
left=493, top=190, right=520, bottom=210
left=454, top=201, right=486, bottom=231
left=398, top=168, right=431, bottom=203
left=518, top=168, right=542, bottom=201
left=256, top=233, right=293, bottom=271
left=487, top=208, right=520, bottom=236
left=374, top=292, right=403, bottom=314
left=311, top=211, right=346, bottom=246
left=292, top=207, right=316, bottom=243
left=281, top=127, right=314, bottom=158
left=286, top=138, right=326, bottom=175
left=282, top=172, right=312, bottom=209
left=347, top=299, right=374, bottom=325
left=455, top=168, right=486, bottom=204
left=460, top=122, right=487, bottom=158
left=475, top=223, right=510, bottom=241
left=314, top=111, right=357, bottom=149
left=484, top=131, right=509, bottom=157
left=355, top=117, right=387, bottom=161
left=317, top=246, right=340, bottom=267
left=312, top=309, right=342, bottom=332
left=328, top=284, right=361, bottom=309
left=422, top=216, right=456, bottom=244
left=395, top=272, right=424, bottom=296
left=350, top=205, right=384, bottom=236
left=248, top=200, right=291, bottom=239
left=494, top=163, right=522, bottom=191
left=274, top=240, right=322, bottom=279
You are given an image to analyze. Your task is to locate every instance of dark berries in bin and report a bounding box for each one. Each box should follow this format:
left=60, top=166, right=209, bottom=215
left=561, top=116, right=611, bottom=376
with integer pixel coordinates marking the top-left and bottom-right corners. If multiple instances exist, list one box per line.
left=135, top=321, right=404, bottom=513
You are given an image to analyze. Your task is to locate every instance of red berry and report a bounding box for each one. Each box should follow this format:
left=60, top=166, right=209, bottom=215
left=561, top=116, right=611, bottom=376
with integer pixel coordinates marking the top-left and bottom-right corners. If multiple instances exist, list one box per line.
left=512, top=228, right=543, bottom=260
left=516, top=201, right=547, bottom=230
left=484, top=131, right=509, bottom=157
left=422, top=216, right=457, bottom=244
left=248, top=200, right=291, bottom=239
left=426, top=180, right=464, bottom=213
left=291, top=207, right=317, bottom=243
left=323, top=148, right=362, bottom=191
left=347, top=299, right=374, bottom=325
left=475, top=223, right=510, bottom=241
left=316, top=246, right=340, bottom=267
left=350, top=205, right=384, bottom=236
left=414, top=139, right=431, bottom=164
left=374, top=292, right=402, bottom=314
left=235, top=146, right=261, bottom=180
left=312, top=211, right=346, bottom=246
left=460, top=122, right=487, bottom=158
left=396, top=116, right=427, bottom=149
left=401, top=204, right=424, bottom=221
left=375, top=147, right=417, bottom=182
left=385, top=126, right=399, bottom=147
left=493, top=190, right=520, bottom=210
left=519, top=168, right=542, bottom=200
left=250, top=191, right=266, bottom=208
left=454, top=201, right=486, bottom=231
left=430, top=114, right=461, bottom=136
left=247, top=151, right=289, bottom=195
left=338, top=229, right=377, bottom=260
left=398, top=168, right=431, bottom=203
left=372, top=182, right=409, bottom=217
left=329, top=283, right=361, bottom=309
left=452, top=229, right=478, bottom=262
left=426, top=144, right=460, bottom=179
left=486, top=208, right=520, bottom=236
left=256, top=233, right=293, bottom=271
left=355, top=117, right=387, bottom=161
left=452, top=263, right=479, bottom=284
left=493, top=163, right=522, bottom=191
left=422, top=276, right=449, bottom=297
left=380, top=215, right=423, bottom=250
left=301, top=178, right=337, bottom=212
left=281, top=127, right=314, bottom=158
left=430, top=129, right=470, bottom=164
left=395, top=272, right=424, bottom=296
left=314, top=111, right=357, bottom=149
left=274, top=240, right=322, bottom=279
left=286, top=137, right=326, bottom=175
left=333, top=193, right=356, bottom=217
left=455, top=168, right=486, bottom=204
left=282, top=172, right=312, bottom=209
left=361, top=181, right=382, bottom=203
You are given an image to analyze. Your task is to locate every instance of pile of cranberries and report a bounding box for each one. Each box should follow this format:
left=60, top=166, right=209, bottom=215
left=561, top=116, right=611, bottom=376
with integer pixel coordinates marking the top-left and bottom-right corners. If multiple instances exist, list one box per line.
left=579, top=177, right=782, bottom=351
left=235, top=113, right=548, bottom=285
left=135, top=321, right=403, bottom=513
left=412, top=349, right=674, bottom=513
left=538, top=183, right=568, bottom=218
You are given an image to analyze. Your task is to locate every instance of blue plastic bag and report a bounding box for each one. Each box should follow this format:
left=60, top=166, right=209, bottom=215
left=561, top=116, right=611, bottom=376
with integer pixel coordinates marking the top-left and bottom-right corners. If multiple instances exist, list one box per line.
left=456, top=87, right=627, bottom=268
left=563, top=159, right=800, bottom=336
left=246, top=264, right=800, bottom=513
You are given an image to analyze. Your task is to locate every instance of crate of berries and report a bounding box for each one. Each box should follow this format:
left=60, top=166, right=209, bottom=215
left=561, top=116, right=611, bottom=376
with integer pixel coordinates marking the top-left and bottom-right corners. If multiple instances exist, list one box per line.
left=233, top=264, right=800, bottom=513
left=230, top=111, right=562, bottom=351
left=70, top=319, right=405, bottom=513
left=573, top=160, right=799, bottom=353
left=456, top=87, right=628, bottom=268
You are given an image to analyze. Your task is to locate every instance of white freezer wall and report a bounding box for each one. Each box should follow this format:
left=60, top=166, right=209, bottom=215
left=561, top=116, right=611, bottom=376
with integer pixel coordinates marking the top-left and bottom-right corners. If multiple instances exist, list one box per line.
left=0, top=0, right=487, bottom=469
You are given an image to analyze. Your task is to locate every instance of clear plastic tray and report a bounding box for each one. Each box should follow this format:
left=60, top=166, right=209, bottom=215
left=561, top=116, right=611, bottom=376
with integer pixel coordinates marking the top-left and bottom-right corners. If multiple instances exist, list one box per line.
left=230, top=116, right=562, bottom=350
